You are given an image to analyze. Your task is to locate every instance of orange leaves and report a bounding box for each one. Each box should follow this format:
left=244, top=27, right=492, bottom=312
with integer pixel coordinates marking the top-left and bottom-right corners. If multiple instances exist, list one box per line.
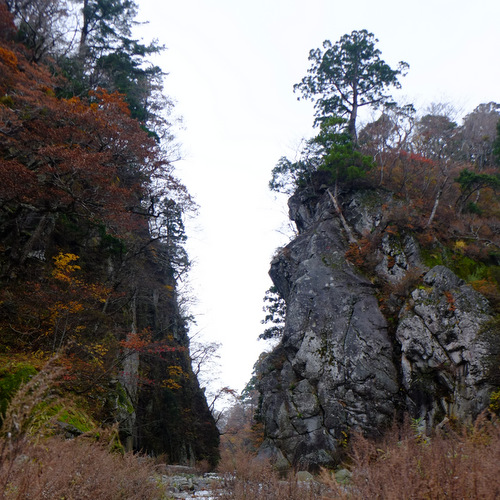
left=471, top=279, right=498, bottom=297
left=345, top=237, right=377, bottom=272
left=89, top=88, right=131, bottom=117
left=120, top=331, right=151, bottom=352
left=444, top=291, right=456, bottom=312
left=63, top=96, right=89, bottom=114
left=0, top=47, right=17, bottom=71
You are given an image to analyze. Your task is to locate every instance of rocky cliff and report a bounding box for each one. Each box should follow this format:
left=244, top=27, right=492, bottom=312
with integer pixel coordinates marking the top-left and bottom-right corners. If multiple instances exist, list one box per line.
left=0, top=22, right=219, bottom=465
left=0, top=212, right=220, bottom=465
left=257, top=187, right=498, bottom=469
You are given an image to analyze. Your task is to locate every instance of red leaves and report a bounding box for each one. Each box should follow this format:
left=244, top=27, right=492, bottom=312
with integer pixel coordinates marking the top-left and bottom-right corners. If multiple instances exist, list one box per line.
left=120, top=331, right=185, bottom=356
left=0, top=39, right=167, bottom=238
left=0, top=3, right=15, bottom=42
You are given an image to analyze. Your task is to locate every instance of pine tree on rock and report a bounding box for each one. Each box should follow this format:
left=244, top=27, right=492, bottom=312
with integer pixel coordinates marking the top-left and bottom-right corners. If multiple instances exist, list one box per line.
left=295, top=29, right=409, bottom=143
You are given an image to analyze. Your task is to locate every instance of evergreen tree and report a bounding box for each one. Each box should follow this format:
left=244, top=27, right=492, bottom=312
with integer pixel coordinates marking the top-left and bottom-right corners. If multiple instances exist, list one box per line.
left=295, top=29, right=409, bottom=142
left=65, top=0, right=166, bottom=124
left=259, top=286, right=286, bottom=340
left=269, top=117, right=373, bottom=194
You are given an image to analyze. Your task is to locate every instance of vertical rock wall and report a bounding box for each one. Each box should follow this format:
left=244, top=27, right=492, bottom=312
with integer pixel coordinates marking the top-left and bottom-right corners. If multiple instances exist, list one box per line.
left=257, top=188, right=496, bottom=469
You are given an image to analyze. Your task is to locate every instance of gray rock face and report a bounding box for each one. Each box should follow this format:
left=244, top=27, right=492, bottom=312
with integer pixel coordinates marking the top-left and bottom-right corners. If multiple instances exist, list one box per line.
left=258, top=189, right=400, bottom=469
left=397, top=265, right=493, bottom=430
left=258, top=188, right=495, bottom=469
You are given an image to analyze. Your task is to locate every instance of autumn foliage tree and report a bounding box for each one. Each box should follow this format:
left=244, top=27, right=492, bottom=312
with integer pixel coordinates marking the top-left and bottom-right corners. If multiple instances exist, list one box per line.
left=0, top=2, right=219, bottom=463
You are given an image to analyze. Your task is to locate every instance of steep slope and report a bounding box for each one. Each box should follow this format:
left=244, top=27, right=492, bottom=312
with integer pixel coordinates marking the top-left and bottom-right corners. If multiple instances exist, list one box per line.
left=0, top=11, right=219, bottom=465
left=257, top=187, right=498, bottom=469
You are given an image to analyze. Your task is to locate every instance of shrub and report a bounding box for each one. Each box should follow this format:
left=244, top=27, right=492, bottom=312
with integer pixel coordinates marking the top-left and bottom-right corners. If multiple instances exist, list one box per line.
left=319, top=413, right=500, bottom=499
left=0, top=437, right=163, bottom=499
left=0, top=361, right=164, bottom=499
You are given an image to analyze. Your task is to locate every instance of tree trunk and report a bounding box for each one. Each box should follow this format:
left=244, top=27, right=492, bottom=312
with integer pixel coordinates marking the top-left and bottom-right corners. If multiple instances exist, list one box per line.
left=78, top=0, right=89, bottom=58
left=349, top=98, right=358, bottom=144
left=426, top=176, right=449, bottom=228
left=121, top=291, right=139, bottom=451
left=327, top=186, right=357, bottom=245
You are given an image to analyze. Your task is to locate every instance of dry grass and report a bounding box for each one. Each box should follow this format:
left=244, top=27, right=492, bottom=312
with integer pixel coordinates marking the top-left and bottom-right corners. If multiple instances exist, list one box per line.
left=215, top=448, right=328, bottom=499
left=4, top=362, right=500, bottom=499
left=0, top=361, right=164, bottom=500
left=216, top=413, right=500, bottom=499
left=0, top=436, right=163, bottom=499
left=319, top=413, right=500, bottom=500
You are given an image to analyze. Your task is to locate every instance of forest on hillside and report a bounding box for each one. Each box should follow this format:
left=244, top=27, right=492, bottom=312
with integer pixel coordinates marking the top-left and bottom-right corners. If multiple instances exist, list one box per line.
left=261, top=31, right=500, bottom=344
left=0, top=0, right=220, bottom=482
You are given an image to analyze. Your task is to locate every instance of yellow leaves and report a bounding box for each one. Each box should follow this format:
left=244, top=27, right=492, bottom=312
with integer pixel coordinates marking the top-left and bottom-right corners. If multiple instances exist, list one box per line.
left=81, top=341, right=110, bottom=368
left=52, top=253, right=81, bottom=283
left=47, top=301, right=85, bottom=336
left=49, top=300, right=84, bottom=319
left=490, top=389, right=500, bottom=415
left=161, top=379, right=181, bottom=390
left=454, top=240, right=467, bottom=252
left=51, top=253, right=110, bottom=301
left=27, top=252, right=113, bottom=345
left=168, top=365, right=184, bottom=378
left=87, top=283, right=110, bottom=302
left=160, top=365, right=185, bottom=391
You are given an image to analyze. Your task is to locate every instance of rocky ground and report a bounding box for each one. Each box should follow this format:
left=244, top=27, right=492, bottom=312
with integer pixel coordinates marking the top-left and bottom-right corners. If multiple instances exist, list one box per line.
left=155, top=465, right=351, bottom=499
left=156, top=466, right=221, bottom=499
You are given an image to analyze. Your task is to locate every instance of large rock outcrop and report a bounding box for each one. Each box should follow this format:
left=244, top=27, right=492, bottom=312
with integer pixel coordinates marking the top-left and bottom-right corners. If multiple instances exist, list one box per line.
left=397, top=265, right=493, bottom=431
left=257, top=187, right=496, bottom=469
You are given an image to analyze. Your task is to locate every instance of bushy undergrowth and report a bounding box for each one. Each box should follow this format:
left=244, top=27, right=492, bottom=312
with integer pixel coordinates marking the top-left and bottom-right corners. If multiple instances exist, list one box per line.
left=215, top=448, right=326, bottom=499
left=216, top=413, right=500, bottom=500
left=333, top=414, right=500, bottom=499
left=0, top=362, right=164, bottom=500
left=4, top=362, right=500, bottom=499
left=0, top=436, right=163, bottom=499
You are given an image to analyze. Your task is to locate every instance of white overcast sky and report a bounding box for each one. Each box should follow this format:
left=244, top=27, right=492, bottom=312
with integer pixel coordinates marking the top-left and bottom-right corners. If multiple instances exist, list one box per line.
left=135, top=0, right=500, bottom=393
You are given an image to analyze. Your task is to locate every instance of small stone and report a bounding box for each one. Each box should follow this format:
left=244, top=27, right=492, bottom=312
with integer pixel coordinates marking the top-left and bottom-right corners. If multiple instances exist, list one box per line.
left=335, top=468, right=352, bottom=484
left=296, top=470, right=314, bottom=482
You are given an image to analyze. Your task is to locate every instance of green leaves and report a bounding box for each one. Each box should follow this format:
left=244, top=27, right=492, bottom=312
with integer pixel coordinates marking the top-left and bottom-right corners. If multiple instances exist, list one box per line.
left=295, top=29, right=409, bottom=141
left=456, top=168, right=500, bottom=212
left=259, top=286, right=286, bottom=341
left=269, top=117, right=373, bottom=194
left=313, top=117, right=374, bottom=183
